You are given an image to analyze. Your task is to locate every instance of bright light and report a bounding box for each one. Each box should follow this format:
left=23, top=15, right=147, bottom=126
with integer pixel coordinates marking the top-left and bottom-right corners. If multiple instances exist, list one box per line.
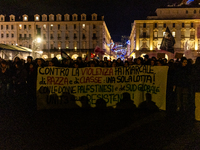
left=16, top=43, right=18, bottom=46
left=82, top=24, right=85, bottom=28
left=36, top=51, right=43, bottom=54
left=51, top=24, right=53, bottom=27
left=24, top=17, right=27, bottom=21
left=36, top=37, right=42, bottom=43
left=36, top=16, right=39, bottom=20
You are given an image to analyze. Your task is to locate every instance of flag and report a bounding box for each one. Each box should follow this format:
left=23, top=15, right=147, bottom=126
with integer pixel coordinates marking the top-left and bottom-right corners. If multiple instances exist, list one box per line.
left=160, top=27, right=175, bottom=53
left=61, top=49, right=71, bottom=59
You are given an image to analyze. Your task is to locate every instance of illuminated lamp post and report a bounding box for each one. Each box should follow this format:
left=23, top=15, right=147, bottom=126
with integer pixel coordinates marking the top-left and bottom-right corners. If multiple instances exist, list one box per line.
left=32, top=37, right=42, bottom=59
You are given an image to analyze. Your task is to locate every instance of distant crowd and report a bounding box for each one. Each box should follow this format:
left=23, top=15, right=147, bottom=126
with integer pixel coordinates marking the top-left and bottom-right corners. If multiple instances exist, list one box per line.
left=0, top=55, right=200, bottom=115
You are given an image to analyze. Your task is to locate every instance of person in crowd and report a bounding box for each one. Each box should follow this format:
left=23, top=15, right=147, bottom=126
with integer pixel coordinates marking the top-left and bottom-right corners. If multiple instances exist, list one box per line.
left=138, top=93, right=159, bottom=113
left=98, top=60, right=104, bottom=67
left=115, top=92, right=136, bottom=109
left=25, top=56, right=33, bottom=72
left=150, top=59, right=156, bottom=66
left=12, top=60, right=27, bottom=97
left=95, top=98, right=107, bottom=109
left=36, top=58, right=45, bottom=68
left=135, top=57, right=143, bottom=65
left=0, top=60, right=11, bottom=98
left=124, top=61, right=129, bottom=67
left=77, top=57, right=84, bottom=68
left=173, top=57, right=190, bottom=112
left=89, top=61, right=95, bottom=67
left=107, top=61, right=112, bottom=67
left=143, top=54, right=150, bottom=65
left=112, top=61, right=117, bottom=67
left=80, top=96, right=91, bottom=109
left=116, top=58, right=123, bottom=67
left=156, top=60, right=163, bottom=66
left=103, top=62, right=108, bottom=67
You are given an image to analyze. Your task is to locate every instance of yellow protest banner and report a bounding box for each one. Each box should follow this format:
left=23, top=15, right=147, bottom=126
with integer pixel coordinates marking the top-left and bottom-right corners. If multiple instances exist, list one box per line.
left=36, top=66, right=168, bottom=110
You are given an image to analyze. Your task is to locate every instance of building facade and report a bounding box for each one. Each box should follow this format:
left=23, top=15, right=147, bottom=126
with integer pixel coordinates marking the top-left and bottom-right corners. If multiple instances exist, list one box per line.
left=130, top=2, right=200, bottom=60
left=0, top=13, right=112, bottom=60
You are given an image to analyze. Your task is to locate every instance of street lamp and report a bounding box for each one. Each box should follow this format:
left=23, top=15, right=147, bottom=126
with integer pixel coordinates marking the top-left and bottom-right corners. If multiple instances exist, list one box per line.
left=32, top=37, right=42, bottom=59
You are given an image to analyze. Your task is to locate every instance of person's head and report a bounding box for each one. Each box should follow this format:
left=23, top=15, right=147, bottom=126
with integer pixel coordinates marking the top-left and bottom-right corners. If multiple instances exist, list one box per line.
left=156, top=60, right=162, bottom=66
left=90, top=61, right=95, bottom=67
left=136, top=57, right=143, bottom=65
left=117, top=58, right=121, bottom=64
left=108, top=61, right=112, bottom=67
left=144, top=54, right=149, bottom=61
left=195, top=57, right=200, bottom=66
left=15, top=60, right=23, bottom=69
left=103, top=62, right=107, bottom=67
left=27, top=56, right=33, bottom=63
left=74, top=62, right=79, bottom=68
left=104, top=57, right=108, bottom=62
left=181, top=57, right=187, bottom=67
left=37, top=58, right=43, bottom=66
left=150, top=59, right=155, bottom=66
left=124, top=61, right=129, bottom=67
left=48, top=61, right=54, bottom=66
left=77, top=57, right=82, bottom=63
left=14, top=57, right=20, bottom=63
left=112, top=62, right=116, bottom=67
left=122, top=92, right=131, bottom=100
left=1, top=60, right=7, bottom=68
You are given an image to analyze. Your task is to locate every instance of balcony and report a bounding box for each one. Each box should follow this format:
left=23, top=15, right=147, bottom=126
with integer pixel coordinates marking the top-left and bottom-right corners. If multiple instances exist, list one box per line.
left=18, top=37, right=32, bottom=40
left=50, top=37, right=54, bottom=40
left=58, top=37, right=61, bottom=40
left=65, top=37, right=69, bottom=40
left=181, top=35, right=185, bottom=39
left=139, top=35, right=150, bottom=38
left=92, top=36, right=97, bottom=40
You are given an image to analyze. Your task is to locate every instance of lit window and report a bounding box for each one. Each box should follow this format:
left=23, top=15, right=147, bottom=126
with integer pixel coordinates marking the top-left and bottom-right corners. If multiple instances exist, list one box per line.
left=51, top=54, right=54, bottom=58
left=36, top=16, right=39, bottom=20
left=172, top=31, right=175, bottom=37
left=74, top=47, right=77, bottom=50
left=24, top=16, right=27, bottom=21
left=154, top=31, right=158, bottom=37
left=19, top=24, right=22, bottom=29
left=82, top=24, right=85, bottom=29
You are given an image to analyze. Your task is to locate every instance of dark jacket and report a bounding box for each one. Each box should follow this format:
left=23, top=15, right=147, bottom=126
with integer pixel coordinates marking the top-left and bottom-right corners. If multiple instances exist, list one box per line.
left=174, top=66, right=190, bottom=88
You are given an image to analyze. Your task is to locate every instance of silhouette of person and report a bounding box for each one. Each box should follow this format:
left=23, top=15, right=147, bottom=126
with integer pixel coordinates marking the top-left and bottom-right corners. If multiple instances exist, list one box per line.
left=138, top=93, right=159, bottom=113
left=115, top=92, right=136, bottom=109
left=61, top=92, right=80, bottom=109
left=95, top=98, right=107, bottom=109
left=79, top=96, right=91, bottom=109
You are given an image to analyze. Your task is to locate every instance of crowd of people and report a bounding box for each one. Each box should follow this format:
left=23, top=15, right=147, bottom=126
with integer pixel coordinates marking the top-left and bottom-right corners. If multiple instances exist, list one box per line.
left=0, top=54, right=200, bottom=115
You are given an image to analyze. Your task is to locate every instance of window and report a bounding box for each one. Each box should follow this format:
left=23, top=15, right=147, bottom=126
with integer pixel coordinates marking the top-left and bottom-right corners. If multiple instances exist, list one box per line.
left=66, top=24, right=68, bottom=30
left=19, top=34, right=22, bottom=38
left=29, top=34, right=31, bottom=38
left=1, top=17, right=3, bottom=21
left=191, top=23, right=194, bottom=28
left=6, top=34, right=9, bottom=38
left=50, top=34, right=53, bottom=39
left=143, top=23, right=146, bottom=28
left=194, top=10, right=196, bottom=14
left=172, top=31, right=175, bottom=37
left=74, top=24, right=76, bottom=29
left=12, top=34, right=14, bottom=38
left=82, top=33, right=86, bottom=39
left=11, top=25, right=13, bottom=30
left=1, top=25, right=3, bottom=30
left=24, top=34, right=27, bottom=38
left=6, top=25, right=8, bottom=30
left=29, top=25, right=31, bottom=30
left=1, top=34, right=3, bottom=38
left=143, top=32, right=146, bottom=37
left=154, top=23, right=157, bottom=28
left=93, top=24, right=96, bottom=29
left=19, top=24, right=22, bottom=29
left=182, top=23, right=185, bottom=28
left=43, top=34, right=46, bottom=39
left=186, top=10, right=188, bottom=14
left=58, top=24, right=60, bottom=30
left=24, top=25, right=26, bottom=29
left=24, top=16, right=27, bottom=21
left=36, top=16, right=39, bottom=21
left=173, top=23, right=175, bottom=28
left=154, top=31, right=158, bottom=37
left=74, top=33, right=77, bottom=39
left=82, top=24, right=85, bottom=29
left=51, top=44, right=54, bottom=49
left=163, top=23, right=166, bottom=28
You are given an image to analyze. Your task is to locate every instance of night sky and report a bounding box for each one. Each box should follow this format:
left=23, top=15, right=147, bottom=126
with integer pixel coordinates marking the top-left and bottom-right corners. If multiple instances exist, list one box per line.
left=0, top=0, right=177, bottom=41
